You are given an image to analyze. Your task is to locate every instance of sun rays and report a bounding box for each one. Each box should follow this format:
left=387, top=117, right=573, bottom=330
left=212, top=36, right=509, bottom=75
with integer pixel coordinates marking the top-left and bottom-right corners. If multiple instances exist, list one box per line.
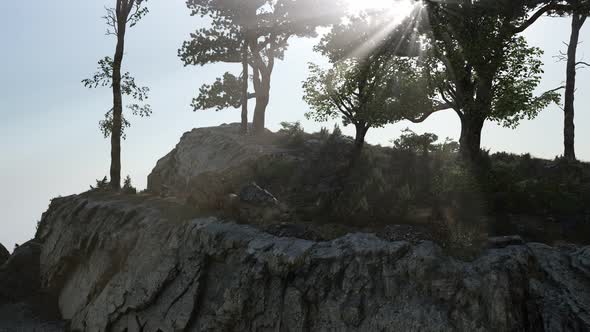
left=343, top=0, right=426, bottom=61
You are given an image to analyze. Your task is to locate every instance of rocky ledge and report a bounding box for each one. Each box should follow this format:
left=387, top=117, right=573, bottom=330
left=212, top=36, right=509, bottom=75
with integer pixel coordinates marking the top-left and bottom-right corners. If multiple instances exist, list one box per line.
left=29, top=192, right=590, bottom=332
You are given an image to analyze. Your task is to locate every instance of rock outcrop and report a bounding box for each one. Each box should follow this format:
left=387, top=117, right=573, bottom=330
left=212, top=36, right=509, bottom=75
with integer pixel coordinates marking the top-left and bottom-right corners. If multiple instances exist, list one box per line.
left=147, top=124, right=289, bottom=209
left=34, top=192, right=590, bottom=332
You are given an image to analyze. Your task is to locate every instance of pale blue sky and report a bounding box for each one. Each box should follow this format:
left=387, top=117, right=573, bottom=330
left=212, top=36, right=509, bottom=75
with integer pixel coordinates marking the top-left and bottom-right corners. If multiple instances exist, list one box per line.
left=0, top=1, right=588, bottom=250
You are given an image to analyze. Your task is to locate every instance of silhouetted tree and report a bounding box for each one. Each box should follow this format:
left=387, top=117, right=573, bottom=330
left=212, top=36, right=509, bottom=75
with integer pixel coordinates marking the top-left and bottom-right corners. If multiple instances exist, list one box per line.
left=405, top=0, right=564, bottom=163
left=393, top=128, right=439, bottom=156
left=555, top=0, right=590, bottom=162
left=305, top=12, right=446, bottom=162
left=179, top=0, right=344, bottom=135
left=83, top=0, right=150, bottom=190
left=303, top=56, right=443, bottom=161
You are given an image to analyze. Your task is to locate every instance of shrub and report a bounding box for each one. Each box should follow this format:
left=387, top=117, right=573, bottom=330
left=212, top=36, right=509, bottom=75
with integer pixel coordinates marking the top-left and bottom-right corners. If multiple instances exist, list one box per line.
left=317, top=126, right=330, bottom=140
left=122, top=175, right=137, bottom=195
left=332, top=123, right=342, bottom=137
left=279, top=121, right=306, bottom=148
left=90, top=176, right=110, bottom=191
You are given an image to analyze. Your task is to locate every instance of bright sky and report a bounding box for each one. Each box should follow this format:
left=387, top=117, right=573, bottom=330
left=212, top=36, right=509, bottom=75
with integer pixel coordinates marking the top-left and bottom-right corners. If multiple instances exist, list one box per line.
left=0, top=1, right=588, bottom=250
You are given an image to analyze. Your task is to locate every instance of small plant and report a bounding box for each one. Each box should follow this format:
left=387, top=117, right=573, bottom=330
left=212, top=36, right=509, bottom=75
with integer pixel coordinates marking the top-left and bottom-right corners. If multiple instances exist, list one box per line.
left=317, top=126, right=330, bottom=140
left=90, top=176, right=110, bottom=191
left=332, top=123, right=342, bottom=138
left=122, top=175, right=137, bottom=194
left=279, top=121, right=306, bottom=148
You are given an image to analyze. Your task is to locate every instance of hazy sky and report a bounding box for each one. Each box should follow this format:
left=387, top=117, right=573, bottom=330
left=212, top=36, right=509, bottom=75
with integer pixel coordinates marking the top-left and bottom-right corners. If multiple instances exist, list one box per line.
left=0, top=1, right=588, bottom=250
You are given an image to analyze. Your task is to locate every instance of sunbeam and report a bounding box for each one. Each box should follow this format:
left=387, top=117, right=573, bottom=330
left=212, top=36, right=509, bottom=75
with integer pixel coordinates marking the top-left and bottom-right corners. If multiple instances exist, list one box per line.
left=343, top=0, right=425, bottom=60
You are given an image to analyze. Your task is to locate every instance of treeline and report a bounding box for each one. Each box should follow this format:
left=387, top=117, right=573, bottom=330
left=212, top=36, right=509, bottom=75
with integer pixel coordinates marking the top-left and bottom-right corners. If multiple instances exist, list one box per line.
left=84, top=0, right=588, bottom=190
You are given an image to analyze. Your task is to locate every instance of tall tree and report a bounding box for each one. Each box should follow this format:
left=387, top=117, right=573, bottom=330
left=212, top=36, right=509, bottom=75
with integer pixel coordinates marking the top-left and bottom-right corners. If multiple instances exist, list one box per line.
left=402, top=0, right=564, bottom=163
left=180, top=0, right=344, bottom=134
left=83, top=0, right=150, bottom=190
left=557, top=0, right=590, bottom=162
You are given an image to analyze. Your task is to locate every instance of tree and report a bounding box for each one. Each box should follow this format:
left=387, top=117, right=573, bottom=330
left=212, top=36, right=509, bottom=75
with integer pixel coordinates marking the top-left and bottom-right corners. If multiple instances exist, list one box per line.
left=304, top=11, right=445, bottom=161
left=403, top=0, right=562, bottom=163
left=179, top=0, right=344, bottom=134
left=303, top=56, right=438, bottom=161
left=83, top=0, right=150, bottom=190
left=555, top=0, right=590, bottom=162
left=393, top=128, right=439, bottom=156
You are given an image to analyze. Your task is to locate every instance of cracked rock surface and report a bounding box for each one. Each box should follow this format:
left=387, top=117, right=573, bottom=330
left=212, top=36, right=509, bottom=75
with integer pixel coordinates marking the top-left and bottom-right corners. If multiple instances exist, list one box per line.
left=35, top=193, right=590, bottom=332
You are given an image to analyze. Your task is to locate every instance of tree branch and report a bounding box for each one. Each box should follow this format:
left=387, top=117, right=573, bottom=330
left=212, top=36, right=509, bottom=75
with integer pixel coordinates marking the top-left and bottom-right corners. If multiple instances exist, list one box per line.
left=403, top=104, right=451, bottom=123
left=511, top=3, right=572, bottom=34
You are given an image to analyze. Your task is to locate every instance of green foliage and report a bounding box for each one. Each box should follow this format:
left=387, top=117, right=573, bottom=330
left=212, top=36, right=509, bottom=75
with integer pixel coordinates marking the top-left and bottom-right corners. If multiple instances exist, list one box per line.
left=393, top=128, right=439, bottom=155
left=122, top=175, right=137, bottom=195
left=420, top=1, right=561, bottom=129
left=180, top=0, right=345, bottom=113
left=317, top=127, right=330, bottom=140
left=491, top=37, right=561, bottom=128
left=90, top=176, right=110, bottom=191
left=332, top=123, right=342, bottom=137
left=193, top=72, right=244, bottom=111
left=82, top=56, right=151, bottom=139
left=279, top=121, right=306, bottom=148
left=303, top=57, right=433, bottom=132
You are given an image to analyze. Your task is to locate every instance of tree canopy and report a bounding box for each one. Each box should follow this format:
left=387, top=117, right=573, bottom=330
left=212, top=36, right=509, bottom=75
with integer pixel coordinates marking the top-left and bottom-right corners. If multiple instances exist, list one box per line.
left=394, top=0, right=563, bottom=161
left=179, top=0, right=344, bottom=134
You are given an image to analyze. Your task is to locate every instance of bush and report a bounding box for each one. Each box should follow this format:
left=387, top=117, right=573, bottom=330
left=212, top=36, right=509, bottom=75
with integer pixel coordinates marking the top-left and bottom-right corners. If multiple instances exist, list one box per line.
left=317, top=126, right=330, bottom=140
left=279, top=121, right=306, bottom=148
left=332, top=123, right=342, bottom=137
left=122, top=175, right=137, bottom=195
left=90, top=176, right=110, bottom=191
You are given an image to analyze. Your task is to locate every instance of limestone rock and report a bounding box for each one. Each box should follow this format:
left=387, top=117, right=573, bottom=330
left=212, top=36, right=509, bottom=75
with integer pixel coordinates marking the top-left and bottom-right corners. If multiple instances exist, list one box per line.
left=32, top=193, right=590, bottom=331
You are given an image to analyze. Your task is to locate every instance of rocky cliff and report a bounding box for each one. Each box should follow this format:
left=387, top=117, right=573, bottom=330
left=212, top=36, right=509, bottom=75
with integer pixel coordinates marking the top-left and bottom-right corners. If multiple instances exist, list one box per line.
left=3, top=124, right=590, bottom=331
left=31, top=192, right=590, bottom=332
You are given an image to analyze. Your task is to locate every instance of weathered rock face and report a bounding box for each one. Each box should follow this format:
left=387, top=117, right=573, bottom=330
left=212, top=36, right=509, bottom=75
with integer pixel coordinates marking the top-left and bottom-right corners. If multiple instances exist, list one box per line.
left=0, top=243, right=9, bottom=266
left=147, top=124, right=289, bottom=209
left=35, top=193, right=590, bottom=332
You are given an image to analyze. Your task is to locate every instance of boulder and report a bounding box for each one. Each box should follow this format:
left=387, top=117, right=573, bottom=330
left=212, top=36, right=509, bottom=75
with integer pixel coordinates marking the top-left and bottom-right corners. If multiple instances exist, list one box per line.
left=0, top=240, right=42, bottom=302
left=147, top=124, right=290, bottom=209
left=0, top=240, right=64, bottom=330
left=32, top=193, right=590, bottom=331
left=0, top=243, right=9, bottom=266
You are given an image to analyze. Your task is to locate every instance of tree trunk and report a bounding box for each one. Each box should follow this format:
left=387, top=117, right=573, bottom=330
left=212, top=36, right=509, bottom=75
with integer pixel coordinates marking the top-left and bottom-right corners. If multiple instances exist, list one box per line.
left=459, top=114, right=485, bottom=164
left=241, top=39, right=249, bottom=135
left=564, top=14, right=586, bottom=162
left=110, top=5, right=127, bottom=190
left=252, top=70, right=270, bottom=135
left=351, top=123, right=369, bottom=166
